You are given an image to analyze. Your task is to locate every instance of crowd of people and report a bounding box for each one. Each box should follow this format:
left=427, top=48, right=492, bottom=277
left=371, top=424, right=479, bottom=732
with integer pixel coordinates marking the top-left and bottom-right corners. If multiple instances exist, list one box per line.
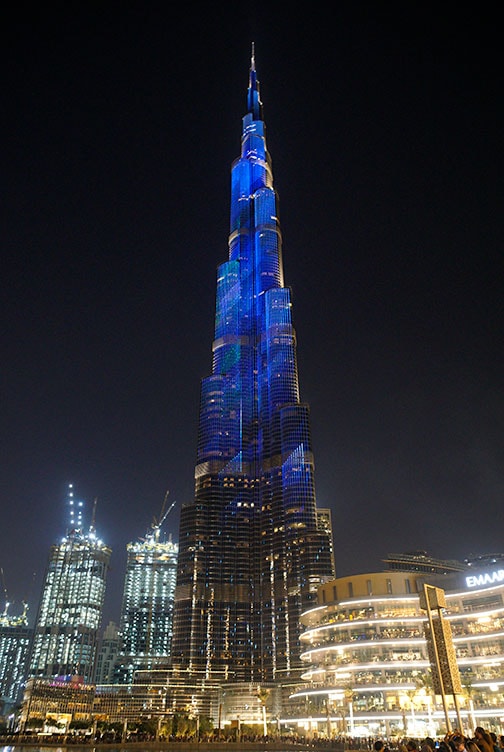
left=371, top=726, right=504, bottom=752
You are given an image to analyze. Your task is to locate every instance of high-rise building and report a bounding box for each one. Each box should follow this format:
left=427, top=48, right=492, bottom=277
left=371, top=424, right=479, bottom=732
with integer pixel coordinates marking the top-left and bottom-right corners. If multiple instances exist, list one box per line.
left=171, top=47, right=335, bottom=688
left=114, top=511, right=178, bottom=683
left=317, top=508, right=336, bottom=577
left=0, top=601, right=32, bottom=715
left=28, top=485, right=111, bottom=683
left=94, top=621, right=120, bottom=685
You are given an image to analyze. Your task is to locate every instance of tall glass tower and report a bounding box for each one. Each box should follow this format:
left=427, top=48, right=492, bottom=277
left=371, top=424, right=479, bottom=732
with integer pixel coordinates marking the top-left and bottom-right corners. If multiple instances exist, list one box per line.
left=114, top=519, right=178, bottom=683
left=171, top=48, right=335, bottom=686
left=28, top=485, right=111, bottom=683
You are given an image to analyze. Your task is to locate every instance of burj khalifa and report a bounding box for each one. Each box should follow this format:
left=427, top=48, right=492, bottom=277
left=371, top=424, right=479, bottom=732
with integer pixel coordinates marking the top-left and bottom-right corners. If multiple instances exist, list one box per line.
left=171, top=47, right=335, bottom=686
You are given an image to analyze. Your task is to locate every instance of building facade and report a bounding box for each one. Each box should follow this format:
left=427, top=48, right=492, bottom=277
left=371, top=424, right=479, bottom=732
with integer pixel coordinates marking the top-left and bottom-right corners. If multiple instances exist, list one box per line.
left=171, top=47, right=335, bottom=688
left=94, top=621, right=120, bottom=686
left=291, top=563, right=504, bottom=738
left=114, top=532, right=178, bottom=683
left=19, top=676, right=95, bottom=732
left=28, top=486, right=111, bottom=683
left=0, top=602, right=32, bottom=716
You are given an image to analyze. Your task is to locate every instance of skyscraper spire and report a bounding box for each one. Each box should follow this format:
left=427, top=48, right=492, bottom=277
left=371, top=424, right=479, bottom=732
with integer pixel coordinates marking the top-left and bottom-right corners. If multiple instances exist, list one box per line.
left=171, top=50, right=334, bottom=690
left=247, top=42, right=262, bottom=120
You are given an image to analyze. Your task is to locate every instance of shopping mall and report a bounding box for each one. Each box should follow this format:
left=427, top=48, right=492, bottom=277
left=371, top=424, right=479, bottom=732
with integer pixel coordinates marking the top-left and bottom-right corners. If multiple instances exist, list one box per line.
left=289, top=553, right=504, bottom=740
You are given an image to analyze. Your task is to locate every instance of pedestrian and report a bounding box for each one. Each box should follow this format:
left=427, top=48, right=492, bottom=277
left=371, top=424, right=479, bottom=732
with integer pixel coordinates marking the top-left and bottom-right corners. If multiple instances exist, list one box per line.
left=422, top=738, right=435, bottom=752
left=474, top=727, right=494, bottom=752
left=489, top=733, right=502, bottom=752
left=451, top=734, right=469, bottom=752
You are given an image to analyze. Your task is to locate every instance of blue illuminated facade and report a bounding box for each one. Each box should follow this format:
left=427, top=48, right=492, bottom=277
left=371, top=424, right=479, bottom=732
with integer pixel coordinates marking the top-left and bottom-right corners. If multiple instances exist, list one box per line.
left=171, top=48, right=335, bottom=684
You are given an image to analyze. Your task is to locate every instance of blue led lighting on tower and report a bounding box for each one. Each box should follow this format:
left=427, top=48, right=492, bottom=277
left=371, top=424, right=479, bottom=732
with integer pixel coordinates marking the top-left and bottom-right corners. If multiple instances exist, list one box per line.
left=171, top=47, right=335, bottom=685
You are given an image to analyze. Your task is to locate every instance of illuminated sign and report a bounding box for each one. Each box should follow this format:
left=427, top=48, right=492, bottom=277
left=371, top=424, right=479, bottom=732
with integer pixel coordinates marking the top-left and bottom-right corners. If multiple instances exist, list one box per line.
left=466, top=569, right=504, bottom=588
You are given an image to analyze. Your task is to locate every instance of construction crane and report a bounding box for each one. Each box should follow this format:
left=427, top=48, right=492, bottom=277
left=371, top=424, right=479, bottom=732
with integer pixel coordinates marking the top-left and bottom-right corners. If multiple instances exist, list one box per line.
left=150, top=490, right=176, bottom=542
left=142, top=491, right=176, bottom=655
left=89, top=497, right=98, bottom=535
left=0, top=567, right=9, bottom=620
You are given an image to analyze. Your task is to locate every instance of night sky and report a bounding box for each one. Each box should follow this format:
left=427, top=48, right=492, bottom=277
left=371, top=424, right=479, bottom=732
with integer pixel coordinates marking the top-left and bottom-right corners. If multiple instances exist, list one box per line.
left=1, top=5, right=502, bottom=628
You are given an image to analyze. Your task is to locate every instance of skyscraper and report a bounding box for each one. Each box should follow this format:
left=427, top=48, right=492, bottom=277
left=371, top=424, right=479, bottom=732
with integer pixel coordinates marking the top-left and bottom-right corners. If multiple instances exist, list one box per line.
left=171, top=47, right=335, bottom=687
left=94, top=620, right=120, bottom=685
left=114, top=507, right=178, bottom=684
left=0, top=601, right=32, bottom=715
left=28, top=485, right=111, bottom=683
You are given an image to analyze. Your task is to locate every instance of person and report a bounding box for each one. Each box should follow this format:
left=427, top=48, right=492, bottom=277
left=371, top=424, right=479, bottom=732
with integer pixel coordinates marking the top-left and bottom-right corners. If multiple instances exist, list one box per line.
left=474, top=727, right=494, bottom=752
left=468, top=741, right=482, bottom=752
left=489, top=732, right=502, bottom=752
left=407, top=741, right=419, bottom=752
left=451, top=734, right=469, bottom=752
left=374, top=742, right=385, bottom=752
left=421, top=738, right=435, bottom=752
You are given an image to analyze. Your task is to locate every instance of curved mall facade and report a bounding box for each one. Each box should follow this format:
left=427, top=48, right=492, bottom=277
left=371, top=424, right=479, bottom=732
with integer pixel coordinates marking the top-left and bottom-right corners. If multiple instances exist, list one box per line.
left=292, top=567, right=504, bottom=738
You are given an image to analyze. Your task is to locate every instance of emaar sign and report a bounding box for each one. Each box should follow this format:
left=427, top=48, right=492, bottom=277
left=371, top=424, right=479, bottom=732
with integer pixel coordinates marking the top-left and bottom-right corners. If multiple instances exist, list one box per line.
left=466, top=569, right=504, bottom=588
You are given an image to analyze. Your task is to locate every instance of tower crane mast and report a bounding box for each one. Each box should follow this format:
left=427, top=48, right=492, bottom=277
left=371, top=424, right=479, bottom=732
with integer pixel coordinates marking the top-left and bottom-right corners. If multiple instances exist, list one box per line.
left=0, top=567, right=9, bottom=618
left=150, top=490, right=176, bottom=542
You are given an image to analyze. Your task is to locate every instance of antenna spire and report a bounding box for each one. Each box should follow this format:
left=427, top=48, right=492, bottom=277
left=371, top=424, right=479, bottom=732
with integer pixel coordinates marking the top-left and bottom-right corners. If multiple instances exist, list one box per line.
left=247, top=42, right=263, bottom=120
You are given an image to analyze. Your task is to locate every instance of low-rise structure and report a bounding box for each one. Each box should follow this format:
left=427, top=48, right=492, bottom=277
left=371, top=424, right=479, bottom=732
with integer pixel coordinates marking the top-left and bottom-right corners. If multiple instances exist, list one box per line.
left=291, top=561, right=504, bottom=738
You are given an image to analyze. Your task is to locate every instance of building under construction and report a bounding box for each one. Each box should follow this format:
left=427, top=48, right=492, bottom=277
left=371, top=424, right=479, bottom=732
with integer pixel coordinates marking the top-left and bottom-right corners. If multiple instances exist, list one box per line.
left=113, top=494, right=178, bottom=683
left=0, top=594, right=32, bottom=717
left=28, top=484, right=111, bottom=684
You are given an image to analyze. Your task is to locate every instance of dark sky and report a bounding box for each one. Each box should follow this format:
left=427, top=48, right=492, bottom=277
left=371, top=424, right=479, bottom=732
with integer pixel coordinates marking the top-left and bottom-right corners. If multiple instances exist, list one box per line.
left=1, top=5, right=502, bottom=627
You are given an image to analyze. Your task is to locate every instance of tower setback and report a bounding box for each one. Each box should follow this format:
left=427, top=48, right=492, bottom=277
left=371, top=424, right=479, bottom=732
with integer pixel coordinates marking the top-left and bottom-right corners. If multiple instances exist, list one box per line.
left=171, top=48, right=335, bottom=685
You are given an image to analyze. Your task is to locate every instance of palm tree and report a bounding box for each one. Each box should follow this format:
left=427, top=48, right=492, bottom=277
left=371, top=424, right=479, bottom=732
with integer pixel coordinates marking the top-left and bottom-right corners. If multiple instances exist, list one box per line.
left=344, top=686, right=354, bottom=735
left=257, top=686, right=270, bottom=737
left=406, top=687, right=417, bottom=730
left=462, top=677, right=477, bottom=732
left=415, top=670, right=436, bottom=735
